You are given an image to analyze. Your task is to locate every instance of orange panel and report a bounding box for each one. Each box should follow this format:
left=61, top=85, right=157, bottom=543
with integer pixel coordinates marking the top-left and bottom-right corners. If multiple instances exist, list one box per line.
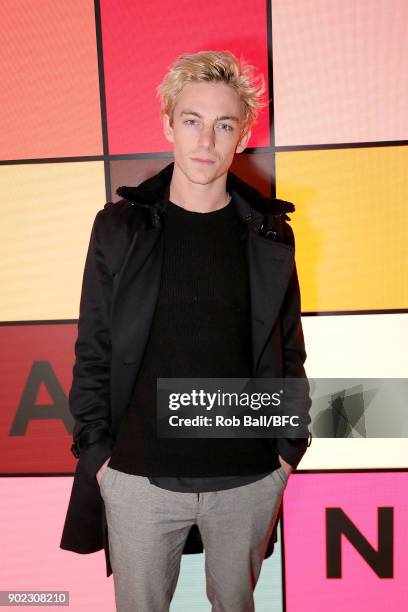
left=0, top=0, right=102, bottom=159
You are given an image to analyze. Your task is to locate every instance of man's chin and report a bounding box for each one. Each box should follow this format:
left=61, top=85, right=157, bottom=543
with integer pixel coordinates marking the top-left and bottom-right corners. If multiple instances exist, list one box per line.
left=174, top=158, right=224, bottom=185
left=185, top=166, right=218, bottom=184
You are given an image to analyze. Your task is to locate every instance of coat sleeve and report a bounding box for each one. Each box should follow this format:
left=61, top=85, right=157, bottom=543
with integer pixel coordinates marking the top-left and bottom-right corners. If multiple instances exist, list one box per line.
left=275, top=223, right=312, bottom=469
left=69, top=209, right=115, bottom=479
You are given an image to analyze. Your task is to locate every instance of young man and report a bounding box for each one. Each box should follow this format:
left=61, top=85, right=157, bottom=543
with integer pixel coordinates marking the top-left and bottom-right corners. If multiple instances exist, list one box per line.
left=60, top=50, right=311, bottom=611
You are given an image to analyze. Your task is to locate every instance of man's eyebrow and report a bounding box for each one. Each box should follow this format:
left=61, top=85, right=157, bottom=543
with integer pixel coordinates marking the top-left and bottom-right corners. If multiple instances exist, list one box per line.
left=180, top=109, right=240, bottom=123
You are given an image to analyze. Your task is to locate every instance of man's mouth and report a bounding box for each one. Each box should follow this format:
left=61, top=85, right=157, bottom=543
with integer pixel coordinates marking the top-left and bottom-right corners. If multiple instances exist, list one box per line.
left=191, top=158, right=216, bottom=164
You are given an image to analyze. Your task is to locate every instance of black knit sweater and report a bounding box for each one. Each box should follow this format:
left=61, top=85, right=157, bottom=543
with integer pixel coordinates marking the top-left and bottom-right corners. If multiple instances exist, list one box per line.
left=108, top=195, right=279, bottom=488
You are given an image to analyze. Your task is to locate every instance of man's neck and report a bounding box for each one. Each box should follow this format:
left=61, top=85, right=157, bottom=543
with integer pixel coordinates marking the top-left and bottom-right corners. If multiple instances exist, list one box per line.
left=169, top=161, right=230, bottom=213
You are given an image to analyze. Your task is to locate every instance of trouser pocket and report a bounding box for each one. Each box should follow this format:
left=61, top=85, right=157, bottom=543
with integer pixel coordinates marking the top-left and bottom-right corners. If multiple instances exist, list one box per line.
left=99, top=466, right=112, bottom=494
left=275, top=465, right=289, bottom=486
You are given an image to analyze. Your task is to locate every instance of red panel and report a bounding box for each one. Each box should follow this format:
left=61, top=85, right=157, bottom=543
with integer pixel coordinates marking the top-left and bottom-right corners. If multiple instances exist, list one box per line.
left=100, top=0, right=270, bottom=154
left=0, top=324, right=77, bottom=473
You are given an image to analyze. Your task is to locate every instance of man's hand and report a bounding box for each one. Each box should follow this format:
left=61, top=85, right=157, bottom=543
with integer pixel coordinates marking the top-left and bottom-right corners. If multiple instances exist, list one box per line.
left=278, top=455, right=293, bottom=477
left=96, top=457, right=111, bottom=486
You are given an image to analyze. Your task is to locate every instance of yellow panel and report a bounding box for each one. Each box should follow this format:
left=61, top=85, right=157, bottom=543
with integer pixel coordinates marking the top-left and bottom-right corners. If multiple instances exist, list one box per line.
left=276, top=146, right=408, bottom=311
left=1, top=162, right=106, bottom=321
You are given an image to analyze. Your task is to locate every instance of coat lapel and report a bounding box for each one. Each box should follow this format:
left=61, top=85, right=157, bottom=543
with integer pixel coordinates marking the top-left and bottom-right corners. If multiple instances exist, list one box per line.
left=110, top=227, right=163, bottom=368
left=248, top=232, right=294, bottom=373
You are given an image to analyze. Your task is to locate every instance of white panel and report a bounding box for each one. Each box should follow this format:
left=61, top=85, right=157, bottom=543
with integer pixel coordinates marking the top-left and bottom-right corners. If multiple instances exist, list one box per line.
left=298, top=313, right=408, bottom=469
left=302, top=313, right=408, bottom=377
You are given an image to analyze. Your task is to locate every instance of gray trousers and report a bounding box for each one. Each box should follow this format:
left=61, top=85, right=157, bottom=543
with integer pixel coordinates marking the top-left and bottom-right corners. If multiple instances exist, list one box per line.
left=100, top=465, right=289, bottom=612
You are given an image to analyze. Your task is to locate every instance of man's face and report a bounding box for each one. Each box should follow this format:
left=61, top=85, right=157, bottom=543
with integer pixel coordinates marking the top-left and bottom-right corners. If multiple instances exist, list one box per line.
left=162, top=81, right=251, bottom=186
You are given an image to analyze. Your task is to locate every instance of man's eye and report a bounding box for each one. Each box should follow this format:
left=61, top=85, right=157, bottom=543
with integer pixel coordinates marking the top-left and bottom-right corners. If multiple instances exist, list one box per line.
left=184, top=120, right=232, bottom=131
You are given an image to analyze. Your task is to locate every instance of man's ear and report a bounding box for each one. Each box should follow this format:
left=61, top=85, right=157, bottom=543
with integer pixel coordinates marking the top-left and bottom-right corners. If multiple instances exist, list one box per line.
left=163, top=113, right=174, bottom=143
left=236, top=128, right=251, bottom=154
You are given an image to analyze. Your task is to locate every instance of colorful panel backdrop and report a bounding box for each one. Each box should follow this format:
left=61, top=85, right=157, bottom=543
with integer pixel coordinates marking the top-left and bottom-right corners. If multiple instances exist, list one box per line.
left=1, top=0, right=407, bottom=610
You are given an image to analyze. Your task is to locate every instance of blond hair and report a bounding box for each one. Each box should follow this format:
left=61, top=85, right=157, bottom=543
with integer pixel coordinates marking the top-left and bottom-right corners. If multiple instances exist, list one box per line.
left=156, top=50, right=268, bottom=138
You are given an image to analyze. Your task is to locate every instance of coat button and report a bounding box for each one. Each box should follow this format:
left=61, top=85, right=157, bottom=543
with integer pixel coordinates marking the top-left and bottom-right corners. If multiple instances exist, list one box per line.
left=266, top=230, right=277, bottom=239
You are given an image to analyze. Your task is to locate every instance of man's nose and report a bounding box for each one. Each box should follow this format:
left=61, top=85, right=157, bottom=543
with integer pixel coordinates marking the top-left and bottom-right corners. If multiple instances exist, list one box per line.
left=198, top=125, right=215, bottom=148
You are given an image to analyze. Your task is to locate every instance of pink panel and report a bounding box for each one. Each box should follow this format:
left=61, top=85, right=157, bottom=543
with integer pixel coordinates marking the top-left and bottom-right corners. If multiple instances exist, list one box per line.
left=0, top=477, right=113, bottom=609
left=272, top=0, right=408, bottom=145
left=100, top=0, right=270, bottom=154
left=283, top=472, right=408, bottom=611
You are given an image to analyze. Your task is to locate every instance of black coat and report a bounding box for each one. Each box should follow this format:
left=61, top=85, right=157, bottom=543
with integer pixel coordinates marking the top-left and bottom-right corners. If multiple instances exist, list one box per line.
left=60, top=161, right=312, bottom=577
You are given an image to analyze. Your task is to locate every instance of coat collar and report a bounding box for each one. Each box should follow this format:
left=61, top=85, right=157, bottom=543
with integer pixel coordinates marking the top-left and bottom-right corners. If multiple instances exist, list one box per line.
left=115, top=161, right=295, bottom=228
